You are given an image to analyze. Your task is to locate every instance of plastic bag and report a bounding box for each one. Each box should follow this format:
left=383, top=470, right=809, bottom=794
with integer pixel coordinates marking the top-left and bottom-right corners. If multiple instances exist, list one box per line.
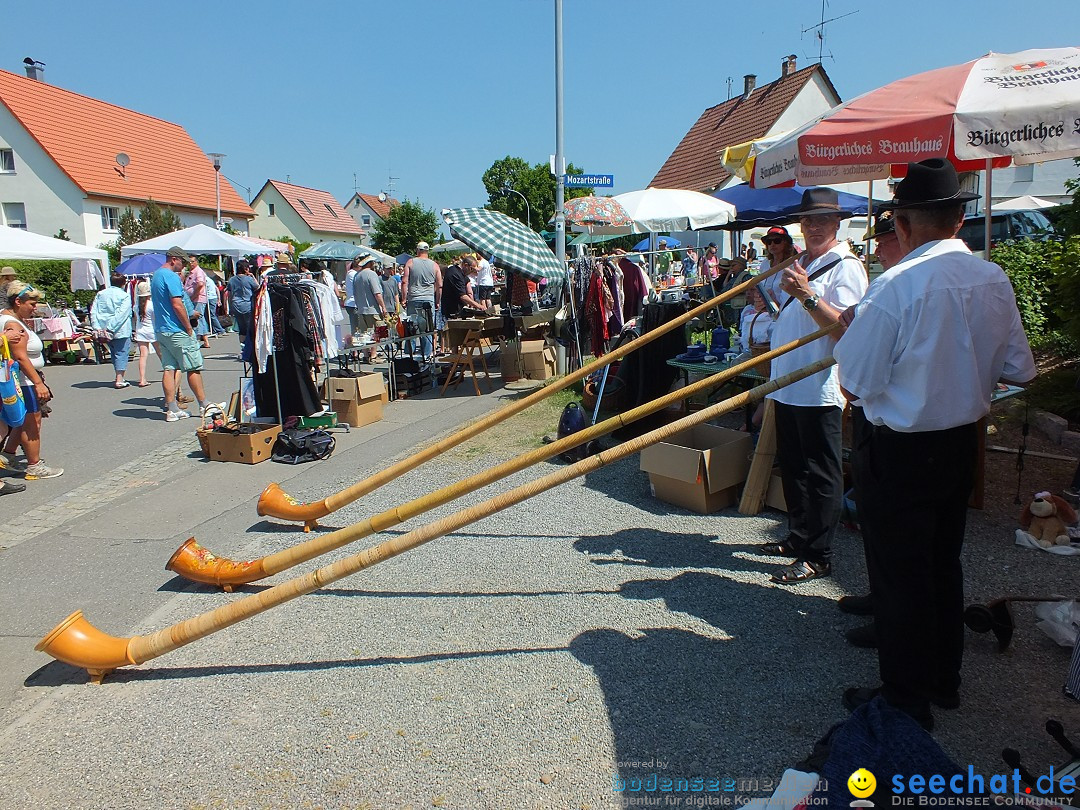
left=0, top=336, right=26, bottom=428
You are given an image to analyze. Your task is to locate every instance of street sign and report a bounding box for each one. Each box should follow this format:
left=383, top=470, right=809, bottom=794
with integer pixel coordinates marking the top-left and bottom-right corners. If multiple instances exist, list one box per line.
left=564, top=174, right=613, bottom=188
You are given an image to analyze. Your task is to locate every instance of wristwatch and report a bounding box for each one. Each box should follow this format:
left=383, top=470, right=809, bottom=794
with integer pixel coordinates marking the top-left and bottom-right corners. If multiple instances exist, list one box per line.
left=802, top=294, right=820, bottom=312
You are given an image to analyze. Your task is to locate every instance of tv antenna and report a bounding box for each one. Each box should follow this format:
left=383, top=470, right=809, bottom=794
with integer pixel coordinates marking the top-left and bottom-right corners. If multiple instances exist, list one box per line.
left=725, top=77, right=733, bottom=101
left=802, top=1, right=857, bottom=64
left=384, top=167, right=398, bottom=199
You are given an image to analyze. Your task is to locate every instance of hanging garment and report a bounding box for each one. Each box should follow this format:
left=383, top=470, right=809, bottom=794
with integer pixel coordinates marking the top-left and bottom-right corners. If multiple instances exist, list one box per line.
left=585, top=268, right=610, bottom=357
left=619, top=257, right=648, bottom=322
left=253, top=283, right=322, bottom=421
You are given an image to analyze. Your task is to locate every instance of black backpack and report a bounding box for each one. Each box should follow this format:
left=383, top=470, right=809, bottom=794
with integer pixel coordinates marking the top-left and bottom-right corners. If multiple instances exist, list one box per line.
left=271, top=428, right=336, bottom=464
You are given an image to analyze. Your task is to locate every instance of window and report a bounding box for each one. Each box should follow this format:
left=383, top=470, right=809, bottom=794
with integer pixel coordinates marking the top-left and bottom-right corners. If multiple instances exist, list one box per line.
left=0, top=149, right=13, bottom=173
left=354, top=198, right=361, bottom=208
left=100, top=205, right=120, bottom=231
left=297, top=199, right=313, bottom=215
left=323, top=203, right=338, bottom=218
left=362, top=215, right=371, bottom=227
left=2, top=202, right=26, bottom=229
left=268, top=203, right=275, bottom=216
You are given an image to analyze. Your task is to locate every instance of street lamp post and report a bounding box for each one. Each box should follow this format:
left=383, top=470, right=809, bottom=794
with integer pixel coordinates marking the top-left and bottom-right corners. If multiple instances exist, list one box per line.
left=209, top=153, right=226, bottom=229
left=500, top=182, right=531, bottom=231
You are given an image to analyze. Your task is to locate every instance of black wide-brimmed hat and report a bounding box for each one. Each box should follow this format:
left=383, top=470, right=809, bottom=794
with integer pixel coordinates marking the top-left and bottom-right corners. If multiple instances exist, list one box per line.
left=882, top=158, right=979, bottom=209
left=788, top=187, right=855, bottom=220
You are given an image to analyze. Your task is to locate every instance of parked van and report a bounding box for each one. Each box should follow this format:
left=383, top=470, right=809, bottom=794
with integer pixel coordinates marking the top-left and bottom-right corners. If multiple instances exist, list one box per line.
left=957, top=210, right=1055, bottom=256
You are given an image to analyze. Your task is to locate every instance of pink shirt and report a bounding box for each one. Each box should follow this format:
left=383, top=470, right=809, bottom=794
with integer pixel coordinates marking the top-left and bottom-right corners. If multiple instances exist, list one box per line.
left=184, top=265, right=208, bottom=305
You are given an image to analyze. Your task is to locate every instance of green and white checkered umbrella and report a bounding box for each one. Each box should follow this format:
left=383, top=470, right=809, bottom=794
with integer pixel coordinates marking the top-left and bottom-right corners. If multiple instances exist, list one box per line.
left=442, top=207, right=565, bottom=283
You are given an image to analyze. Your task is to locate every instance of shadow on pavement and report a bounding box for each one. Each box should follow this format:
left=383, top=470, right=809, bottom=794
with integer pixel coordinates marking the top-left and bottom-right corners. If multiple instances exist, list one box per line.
left=25, top=644, right=572, bottom=686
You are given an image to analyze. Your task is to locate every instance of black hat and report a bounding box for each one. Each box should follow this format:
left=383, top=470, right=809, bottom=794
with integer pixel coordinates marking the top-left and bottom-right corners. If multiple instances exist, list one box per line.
left=863, top=211, right=895, bottom=241
left=789, top=187, right=854, bottom=219
left=882, top=159, right=979, bottom=209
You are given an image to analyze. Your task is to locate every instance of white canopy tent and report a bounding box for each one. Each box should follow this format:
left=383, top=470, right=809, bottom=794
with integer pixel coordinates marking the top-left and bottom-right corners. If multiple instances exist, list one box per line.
left=990, top=195, right=1059, bottom=212
left=0, top=225, right=109, bottom=291
left=120, top=224, right=271, bottom=259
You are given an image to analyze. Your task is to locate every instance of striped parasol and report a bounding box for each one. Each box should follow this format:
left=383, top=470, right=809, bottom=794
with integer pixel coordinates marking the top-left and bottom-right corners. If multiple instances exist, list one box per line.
left=442, top=207, right=564, bottom=282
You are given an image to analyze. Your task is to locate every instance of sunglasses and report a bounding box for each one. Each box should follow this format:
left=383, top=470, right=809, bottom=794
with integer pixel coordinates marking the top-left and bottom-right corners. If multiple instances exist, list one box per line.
left=762, top=237, right=786, bottom=245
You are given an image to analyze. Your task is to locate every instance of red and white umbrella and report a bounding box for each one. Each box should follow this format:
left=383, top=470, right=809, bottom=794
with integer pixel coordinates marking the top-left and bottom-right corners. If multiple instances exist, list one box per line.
left=753, top=47, right=1080, bottom=188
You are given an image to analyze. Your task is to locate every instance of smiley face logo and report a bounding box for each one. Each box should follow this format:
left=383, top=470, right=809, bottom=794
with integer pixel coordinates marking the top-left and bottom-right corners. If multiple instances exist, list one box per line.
left=848, top=768, right=876, bottom=799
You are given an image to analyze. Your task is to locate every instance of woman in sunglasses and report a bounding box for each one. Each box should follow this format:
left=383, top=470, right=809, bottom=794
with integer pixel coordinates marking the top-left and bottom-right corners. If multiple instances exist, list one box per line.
left=0, top=282, right=63, bottom=480
left=757, top=225, right=799, bottom=314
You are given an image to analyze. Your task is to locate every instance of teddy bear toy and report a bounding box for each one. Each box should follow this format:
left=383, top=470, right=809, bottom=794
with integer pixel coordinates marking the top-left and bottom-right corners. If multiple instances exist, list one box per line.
left=1018, top=491, right=1078, bottom=548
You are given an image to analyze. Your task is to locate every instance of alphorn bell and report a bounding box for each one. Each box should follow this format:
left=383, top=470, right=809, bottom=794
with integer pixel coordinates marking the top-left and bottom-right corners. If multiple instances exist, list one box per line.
left=256, top=257, right=801, bottom=529
left=168, top=325, right=839, bottom=588
left=38, top=358, right=835, bottom=683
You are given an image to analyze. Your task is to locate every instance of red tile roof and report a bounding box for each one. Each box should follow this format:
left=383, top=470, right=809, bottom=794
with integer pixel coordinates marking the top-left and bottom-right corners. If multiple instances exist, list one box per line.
left=266, top=180, right=363, bottom=236
left=0, top=69, right=252, bottom=218
left=651, top=64, right=840, bottom=193
left=355, top=192, right=399, bottom=221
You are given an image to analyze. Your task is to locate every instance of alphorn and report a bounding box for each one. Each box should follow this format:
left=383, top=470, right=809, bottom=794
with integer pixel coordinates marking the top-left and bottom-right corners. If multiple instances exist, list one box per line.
left=257, top=257, right=801, bottom=529
left=38, top=357, right=835, bottom=683
left=168, top=325, right=839, bottom=588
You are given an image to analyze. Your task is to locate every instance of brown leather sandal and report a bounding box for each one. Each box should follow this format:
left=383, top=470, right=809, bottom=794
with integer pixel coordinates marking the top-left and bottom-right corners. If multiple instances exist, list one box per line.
left=771, top=560, right=831, bottom=584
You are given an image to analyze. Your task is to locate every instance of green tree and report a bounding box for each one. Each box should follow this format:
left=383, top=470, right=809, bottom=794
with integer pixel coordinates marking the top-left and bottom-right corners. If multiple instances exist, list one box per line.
left=371, top=200, right=439, bottom=256
left=100, top=199, right=184, bottom=265
left=481, top=156, right=593, bottom=233
left=274, top=235, right=313, bottom=258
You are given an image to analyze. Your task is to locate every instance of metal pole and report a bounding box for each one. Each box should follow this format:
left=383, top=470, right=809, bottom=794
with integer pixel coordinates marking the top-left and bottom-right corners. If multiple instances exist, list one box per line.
left=553, top=0, right=566, bottom=271
left=983, top=158, right=993, bottom=259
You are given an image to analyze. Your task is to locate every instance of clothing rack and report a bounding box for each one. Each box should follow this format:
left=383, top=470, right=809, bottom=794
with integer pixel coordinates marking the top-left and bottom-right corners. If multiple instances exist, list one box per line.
left=258, top=273, right=321, bottom=426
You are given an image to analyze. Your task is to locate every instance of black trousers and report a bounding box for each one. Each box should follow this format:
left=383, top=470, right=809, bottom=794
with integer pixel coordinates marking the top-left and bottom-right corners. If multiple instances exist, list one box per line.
left=773, top=402, right=844, bottom=563
left=856, top=420, right=977, bottom=710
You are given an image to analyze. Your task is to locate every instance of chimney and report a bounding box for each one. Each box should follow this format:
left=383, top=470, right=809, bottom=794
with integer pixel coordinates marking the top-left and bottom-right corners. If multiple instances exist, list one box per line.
left=743, top=74, right=756, bottom=99
left=22, top=58, right=45, bottom=81
left=781, top=54, right=798, bottom=77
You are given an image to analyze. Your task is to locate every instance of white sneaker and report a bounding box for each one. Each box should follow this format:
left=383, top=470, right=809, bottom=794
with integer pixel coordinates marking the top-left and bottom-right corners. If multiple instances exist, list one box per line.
left=24, top=461, right=63, bottom=480
left=166, top=409, right=191, bottom=422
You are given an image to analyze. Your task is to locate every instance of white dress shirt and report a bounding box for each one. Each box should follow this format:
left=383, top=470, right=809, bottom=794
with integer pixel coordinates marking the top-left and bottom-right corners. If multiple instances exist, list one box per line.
left=835, top=239, right=1036, bottom=432
left=766, top=242, right=867, bottom=408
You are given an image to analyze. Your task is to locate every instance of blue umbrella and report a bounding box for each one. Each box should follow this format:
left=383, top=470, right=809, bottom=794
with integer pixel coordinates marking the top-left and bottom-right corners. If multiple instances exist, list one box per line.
left=395, top=253, right=413, bottom=266
left=632, top=236, right=682, bottom=251
left=115, top=252, right=166, bottom=276
left=712, top=183, right=881, bottom=230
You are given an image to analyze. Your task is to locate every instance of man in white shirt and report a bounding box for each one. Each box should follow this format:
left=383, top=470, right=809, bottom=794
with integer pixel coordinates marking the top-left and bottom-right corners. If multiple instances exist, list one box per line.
left=759, top=188, right=867, bottom=585
left=834, top=159, right=1036, bottom=731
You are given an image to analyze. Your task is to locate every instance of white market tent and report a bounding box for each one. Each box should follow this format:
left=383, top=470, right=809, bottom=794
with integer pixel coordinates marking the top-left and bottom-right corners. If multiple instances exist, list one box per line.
left=0, top=225, right=109, bottom=291
left=990, top=195, right=1059, bottom=212
left=120, top=224, right=271, bottom=259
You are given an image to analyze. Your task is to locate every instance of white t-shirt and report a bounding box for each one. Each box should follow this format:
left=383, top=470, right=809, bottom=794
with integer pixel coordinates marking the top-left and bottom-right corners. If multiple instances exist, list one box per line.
left=766, top=242, right=867, bottom=408
left=835, top=239, right=1036, bottom=432
left=476, top=258, right=495, bottom=287
left=344, top=269, right=357, bottom=307
left=0, top=312, right=45, bottom=370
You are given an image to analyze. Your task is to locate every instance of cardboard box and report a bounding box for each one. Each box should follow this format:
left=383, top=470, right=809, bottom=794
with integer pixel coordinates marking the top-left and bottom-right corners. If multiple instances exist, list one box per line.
left=523, top=346, right=557, bottom=380
left=639, top=425, right=753, bottom=514
left=765, top=473, right=787, bottom=512
left=324, top=373, right=384, bottom=427
left=207, top=424, right=281, bottom=464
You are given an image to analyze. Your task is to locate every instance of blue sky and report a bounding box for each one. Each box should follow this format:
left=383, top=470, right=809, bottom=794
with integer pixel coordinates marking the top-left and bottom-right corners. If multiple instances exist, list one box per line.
left=7, top=1, right=1080, bottom=220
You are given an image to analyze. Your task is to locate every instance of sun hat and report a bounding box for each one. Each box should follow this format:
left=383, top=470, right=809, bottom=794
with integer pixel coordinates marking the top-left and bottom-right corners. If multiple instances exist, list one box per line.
left=136, top=280, right=151, bottom=297
left=274, top=252, right=291, bottom=264
left=880, top=158, right=980, bottom=210
left=788, top=187, right=855, bottom=219
left=165, top=246, right=191, bottom=261
left=762, top=225, right=793, bottom=242
left=0, top=266, right=15, bottom=279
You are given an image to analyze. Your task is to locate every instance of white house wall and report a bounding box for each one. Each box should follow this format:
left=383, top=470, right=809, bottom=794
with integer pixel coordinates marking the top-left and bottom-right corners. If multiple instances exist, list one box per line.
left=0, top=102, right=89, bottom=243
left=768, top=74, right=838, bottom=139
left=344, top=195, right=379, bottom=246
left=251, top=186, right=365, bottom=245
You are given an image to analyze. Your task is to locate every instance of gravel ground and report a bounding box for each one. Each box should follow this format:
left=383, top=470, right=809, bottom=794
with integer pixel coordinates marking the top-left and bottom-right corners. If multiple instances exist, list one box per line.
left=1, top=405, right=1077, bottom=809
